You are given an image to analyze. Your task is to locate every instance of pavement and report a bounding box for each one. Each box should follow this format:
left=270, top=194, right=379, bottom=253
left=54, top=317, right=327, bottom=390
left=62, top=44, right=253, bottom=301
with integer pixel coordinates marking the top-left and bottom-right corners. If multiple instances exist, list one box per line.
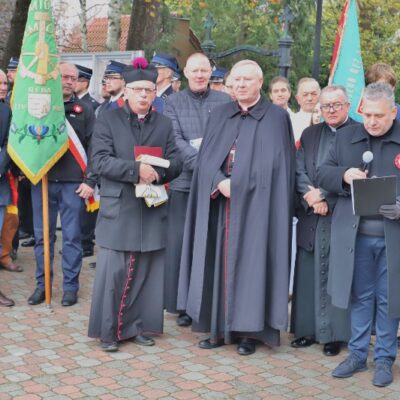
left=0, top=241, right=399, bottom=400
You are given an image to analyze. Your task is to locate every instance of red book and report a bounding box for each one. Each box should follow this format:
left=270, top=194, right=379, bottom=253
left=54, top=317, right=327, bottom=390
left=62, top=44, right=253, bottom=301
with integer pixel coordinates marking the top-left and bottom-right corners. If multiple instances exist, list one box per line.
left=134, top=146, right=163, bottom=160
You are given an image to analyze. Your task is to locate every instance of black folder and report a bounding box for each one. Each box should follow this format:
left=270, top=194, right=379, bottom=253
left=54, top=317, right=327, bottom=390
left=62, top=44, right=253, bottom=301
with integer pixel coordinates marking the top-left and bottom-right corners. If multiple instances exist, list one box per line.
left=351, top=176, right=397, bottom=216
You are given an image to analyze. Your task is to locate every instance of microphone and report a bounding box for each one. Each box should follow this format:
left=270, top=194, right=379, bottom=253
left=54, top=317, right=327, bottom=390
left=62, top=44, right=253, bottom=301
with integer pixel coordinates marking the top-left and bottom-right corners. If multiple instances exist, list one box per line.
left=360, top=151, right=373, bottom=172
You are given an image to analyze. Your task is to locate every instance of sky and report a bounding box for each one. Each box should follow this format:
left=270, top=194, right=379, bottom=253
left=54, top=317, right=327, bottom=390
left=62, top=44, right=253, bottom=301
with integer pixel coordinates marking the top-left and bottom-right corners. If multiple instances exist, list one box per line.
left=52, top=0, right=108, bottom=29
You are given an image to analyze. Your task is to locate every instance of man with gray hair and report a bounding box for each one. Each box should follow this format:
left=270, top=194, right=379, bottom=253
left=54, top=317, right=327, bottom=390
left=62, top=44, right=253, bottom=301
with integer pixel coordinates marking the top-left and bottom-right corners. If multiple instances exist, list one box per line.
left=178, top=59, right=295, bottom=355
left=292, top=77, right=321, bottom=143
left=291, top=85, right=354, bottom=357
left=317, top=82, right=400, bottom=387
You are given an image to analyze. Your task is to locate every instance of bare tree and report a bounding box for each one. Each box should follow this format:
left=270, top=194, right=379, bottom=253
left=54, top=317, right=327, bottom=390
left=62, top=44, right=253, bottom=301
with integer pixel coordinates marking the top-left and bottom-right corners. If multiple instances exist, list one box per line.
left=1, top=0, right=29, bottom=70
left=126, top=0, right=162, bottom=50
left=107, top=0, right=123, bottom=51
left=79, top=0, right=89, bottom=52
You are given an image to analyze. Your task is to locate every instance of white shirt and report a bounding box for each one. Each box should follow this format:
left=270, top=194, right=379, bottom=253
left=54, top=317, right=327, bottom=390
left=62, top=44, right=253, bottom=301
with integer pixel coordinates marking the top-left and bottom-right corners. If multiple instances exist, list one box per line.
left=291, top=109, right=312, bottom=142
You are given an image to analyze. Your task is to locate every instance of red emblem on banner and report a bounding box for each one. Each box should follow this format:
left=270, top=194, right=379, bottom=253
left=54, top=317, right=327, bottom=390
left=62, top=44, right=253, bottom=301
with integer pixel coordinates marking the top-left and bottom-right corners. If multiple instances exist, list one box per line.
left=73, top=104, right=83, bottom=114
left=395, top=154, right=400, bottom=169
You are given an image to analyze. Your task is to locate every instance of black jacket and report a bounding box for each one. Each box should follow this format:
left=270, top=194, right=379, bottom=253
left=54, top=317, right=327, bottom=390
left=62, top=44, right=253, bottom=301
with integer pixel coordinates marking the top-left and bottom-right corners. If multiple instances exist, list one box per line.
left=48, top=96, right=96, bottom=186
left=91, top=103, right=182, bottom=252
left=164, top=88, right=231, bottom=192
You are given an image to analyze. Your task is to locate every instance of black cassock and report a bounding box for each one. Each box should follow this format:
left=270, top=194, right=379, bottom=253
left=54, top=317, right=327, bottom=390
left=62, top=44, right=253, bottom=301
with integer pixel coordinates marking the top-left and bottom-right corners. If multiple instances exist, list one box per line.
left=177, top=97, right=295, bottom=346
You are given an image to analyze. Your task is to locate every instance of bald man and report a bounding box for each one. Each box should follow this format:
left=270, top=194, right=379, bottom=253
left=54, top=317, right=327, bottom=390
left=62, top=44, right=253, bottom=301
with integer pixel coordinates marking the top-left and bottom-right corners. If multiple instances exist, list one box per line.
left=164, top=54, right=231, bottom=326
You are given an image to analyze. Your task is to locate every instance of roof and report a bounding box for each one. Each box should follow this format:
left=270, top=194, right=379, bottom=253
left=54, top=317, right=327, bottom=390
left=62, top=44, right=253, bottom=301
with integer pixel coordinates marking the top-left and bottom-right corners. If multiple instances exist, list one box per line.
left=63, top=15, right=202, bottom=59
left=64, top=15, right=131, bottom=53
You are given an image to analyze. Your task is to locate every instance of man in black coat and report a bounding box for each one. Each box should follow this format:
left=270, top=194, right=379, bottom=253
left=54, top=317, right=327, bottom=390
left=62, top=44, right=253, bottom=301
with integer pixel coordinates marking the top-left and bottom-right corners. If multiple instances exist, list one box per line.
left=88, top=60, right=182, bottom=352
left=177, top=60, right=295, bottom=356
left=318, top=83, right=400, bottom=387
left=291, top=85, right=354, bottom=356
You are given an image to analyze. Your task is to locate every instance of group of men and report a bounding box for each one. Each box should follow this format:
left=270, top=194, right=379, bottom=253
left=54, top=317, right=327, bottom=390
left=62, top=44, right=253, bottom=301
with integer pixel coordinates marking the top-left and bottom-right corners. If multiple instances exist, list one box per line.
left=1, top=50, right=400, bottom=388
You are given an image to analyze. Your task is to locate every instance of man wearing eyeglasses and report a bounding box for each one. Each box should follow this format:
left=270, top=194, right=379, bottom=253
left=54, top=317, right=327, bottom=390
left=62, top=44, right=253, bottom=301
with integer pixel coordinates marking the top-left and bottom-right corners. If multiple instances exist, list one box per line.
left=88, top=60, right=182, bottom=352
left=28, top=63, right=96, bottom=307
left=96, top=60, right=126, bottom=116
left=291, top=85, right=354, bottom=356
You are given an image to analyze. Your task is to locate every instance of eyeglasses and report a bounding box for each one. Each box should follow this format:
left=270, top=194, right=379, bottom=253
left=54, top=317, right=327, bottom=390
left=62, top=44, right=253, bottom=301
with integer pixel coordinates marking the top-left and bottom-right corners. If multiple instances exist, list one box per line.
left=61, top=75, right=78, bottom=82
left=320, top=102, right=346, bottom=111
left=127, top=87, right=155, bottom=94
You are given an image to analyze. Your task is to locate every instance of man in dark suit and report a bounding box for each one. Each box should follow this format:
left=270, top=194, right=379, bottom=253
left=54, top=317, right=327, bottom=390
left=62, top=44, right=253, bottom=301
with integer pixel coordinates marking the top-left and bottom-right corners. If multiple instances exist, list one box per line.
left=88, top=60, right=182, bottom=352
left=0, top=96, right=15, bottom=306
left=291, top=85, right=354, bottom=356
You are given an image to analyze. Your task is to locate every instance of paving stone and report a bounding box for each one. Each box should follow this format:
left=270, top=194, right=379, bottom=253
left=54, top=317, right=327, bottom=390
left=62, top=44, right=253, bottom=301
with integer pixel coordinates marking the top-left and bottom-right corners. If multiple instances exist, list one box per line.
left=3, top=244, right=400, bottom=400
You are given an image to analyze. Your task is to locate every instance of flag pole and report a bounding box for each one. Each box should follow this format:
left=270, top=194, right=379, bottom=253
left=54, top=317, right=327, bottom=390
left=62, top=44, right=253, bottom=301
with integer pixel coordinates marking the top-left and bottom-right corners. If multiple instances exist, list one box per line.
left=42, top=175, right=52, bottom=306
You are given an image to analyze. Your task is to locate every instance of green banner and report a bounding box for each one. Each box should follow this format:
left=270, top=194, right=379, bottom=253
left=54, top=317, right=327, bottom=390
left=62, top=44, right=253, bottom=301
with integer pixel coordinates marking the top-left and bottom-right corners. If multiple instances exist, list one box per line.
left=7, top=0, right=68, bottom=185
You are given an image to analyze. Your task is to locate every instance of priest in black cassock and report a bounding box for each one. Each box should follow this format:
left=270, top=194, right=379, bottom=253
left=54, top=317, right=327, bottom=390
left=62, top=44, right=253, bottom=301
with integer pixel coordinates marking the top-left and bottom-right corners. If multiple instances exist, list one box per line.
left=177, top=60, right=295, bottom=355
left=291, top=85, right=354, bottom=356
left=88, top=59, right=182, bottom=352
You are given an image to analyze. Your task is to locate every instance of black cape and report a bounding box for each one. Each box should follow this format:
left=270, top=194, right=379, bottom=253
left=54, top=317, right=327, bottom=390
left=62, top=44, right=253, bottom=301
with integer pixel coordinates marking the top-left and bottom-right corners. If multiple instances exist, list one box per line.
left=177, top=96, right=295, bottom=333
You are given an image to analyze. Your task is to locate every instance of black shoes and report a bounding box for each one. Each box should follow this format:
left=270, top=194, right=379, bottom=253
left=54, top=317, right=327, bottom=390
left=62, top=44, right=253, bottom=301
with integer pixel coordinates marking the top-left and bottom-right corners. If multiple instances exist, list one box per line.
left=82, top=249, right=94, bottom=258
left=101, top=341, right=118, bottom=352
left=61, top=291, right=77, bottom=306
left=198, top=338, right=224, bottom=349
left=237, top=337, right=256, bottom=356
left=133, top=334, right=155, bottom=346
left=323, top=342, right=341, bottom=356
left=21, top=237, right=35, bottom=247
left=28, top=288, right=45, bottom=305
left=176, top=313, right=192, bottom=327
left=291, top=337, right=316, bottom=348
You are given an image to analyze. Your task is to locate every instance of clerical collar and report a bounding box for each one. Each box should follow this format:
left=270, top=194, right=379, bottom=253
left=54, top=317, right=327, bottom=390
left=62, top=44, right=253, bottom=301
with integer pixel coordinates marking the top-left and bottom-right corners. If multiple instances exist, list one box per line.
left=328, top=116, right=349, bottom=132
left=238, top=95, right=261, bottom=114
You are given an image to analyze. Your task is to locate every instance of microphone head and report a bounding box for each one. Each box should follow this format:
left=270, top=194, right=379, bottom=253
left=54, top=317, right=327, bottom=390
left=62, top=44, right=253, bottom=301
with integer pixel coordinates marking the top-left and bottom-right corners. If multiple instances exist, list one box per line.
left=362, top=151, right=373, bottom=164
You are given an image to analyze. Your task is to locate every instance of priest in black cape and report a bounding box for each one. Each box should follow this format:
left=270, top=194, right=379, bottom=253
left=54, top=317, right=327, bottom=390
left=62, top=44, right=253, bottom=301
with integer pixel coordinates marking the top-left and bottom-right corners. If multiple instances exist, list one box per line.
left=177, top=60, right=295, bottom=355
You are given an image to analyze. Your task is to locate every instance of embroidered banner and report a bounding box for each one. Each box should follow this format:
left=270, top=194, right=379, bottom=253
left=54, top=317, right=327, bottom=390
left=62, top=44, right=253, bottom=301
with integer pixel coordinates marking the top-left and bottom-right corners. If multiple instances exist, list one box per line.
left=7, top=0, right=68, bottom=184
left=329, top=0, right=365, bottom=122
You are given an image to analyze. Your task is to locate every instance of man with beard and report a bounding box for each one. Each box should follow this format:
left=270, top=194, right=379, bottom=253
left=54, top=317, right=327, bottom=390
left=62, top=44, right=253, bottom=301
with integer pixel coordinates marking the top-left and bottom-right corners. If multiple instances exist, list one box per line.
left=96, top=60, right=126, bottom=116
left=177, top=60, right=295, bottom=355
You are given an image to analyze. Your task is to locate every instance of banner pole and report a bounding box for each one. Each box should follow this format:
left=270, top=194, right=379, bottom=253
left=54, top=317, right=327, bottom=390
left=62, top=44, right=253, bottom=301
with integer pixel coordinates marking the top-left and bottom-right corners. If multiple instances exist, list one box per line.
left=42, top=174, right=51, bottom=306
